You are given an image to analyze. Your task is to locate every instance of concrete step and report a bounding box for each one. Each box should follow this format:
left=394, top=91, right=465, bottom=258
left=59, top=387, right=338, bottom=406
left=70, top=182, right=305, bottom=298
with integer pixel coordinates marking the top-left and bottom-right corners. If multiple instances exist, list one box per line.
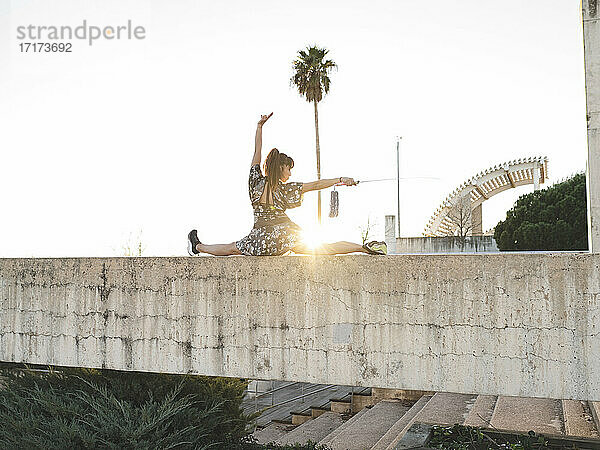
left=330, top=398, right=353, bottom=414
left=590, top=401, right=600, bottom=433
left=328, top=387, right=373, bottom=414
left=351, top=392, right=375, bottom=413
left=371, top=388, right=435, bottom=403
left=321, top=400, right=411, bottom=450
left=490, top=396, right=563, bottom=436
left=562, top=400, right=599, bottom=438
left=310, top=406, right=329, bottom=418
left=274, top=411, right=345, bottom=446
left=412, top=392, right=477, bottom=426
left=290, top=411, right=312, bottom=425
left=371, top=395, right=432, bottom=450
left=243, top=382, right=354, bottom=427
left=463, top=395, right=498, bottom=427
left=252, top=421, right=296, bottom=445
left=317, top=406, right=371, bottom=447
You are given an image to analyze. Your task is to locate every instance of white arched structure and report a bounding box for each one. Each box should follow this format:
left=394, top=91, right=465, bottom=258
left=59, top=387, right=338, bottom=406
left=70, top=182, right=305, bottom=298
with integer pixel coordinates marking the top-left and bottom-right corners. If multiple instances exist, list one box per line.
left=424, top=156, right=549, bottom=237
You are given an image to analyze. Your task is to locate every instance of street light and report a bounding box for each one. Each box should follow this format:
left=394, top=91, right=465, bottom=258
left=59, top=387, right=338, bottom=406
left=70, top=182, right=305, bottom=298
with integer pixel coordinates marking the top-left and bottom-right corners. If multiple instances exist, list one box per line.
left=396, top=136, right=402, bottom=238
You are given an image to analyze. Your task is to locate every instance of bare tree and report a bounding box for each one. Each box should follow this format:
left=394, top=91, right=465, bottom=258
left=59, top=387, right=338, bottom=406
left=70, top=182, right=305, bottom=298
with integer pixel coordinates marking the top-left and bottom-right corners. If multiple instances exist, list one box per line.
left=445, top=195, right=481, bottom=243
left=359, top=216, right=378, bottom=245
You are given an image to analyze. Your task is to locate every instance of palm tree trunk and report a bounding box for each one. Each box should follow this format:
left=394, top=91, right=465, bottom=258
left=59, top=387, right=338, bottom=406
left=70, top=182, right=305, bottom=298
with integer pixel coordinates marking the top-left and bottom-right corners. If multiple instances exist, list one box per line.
left=313, top=99, right=321, bottom=224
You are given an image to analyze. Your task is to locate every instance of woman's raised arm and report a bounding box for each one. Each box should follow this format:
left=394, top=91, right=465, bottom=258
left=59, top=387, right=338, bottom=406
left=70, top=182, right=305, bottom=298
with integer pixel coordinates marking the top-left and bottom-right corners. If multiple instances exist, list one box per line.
left=251, top=112, right=273, bottom=167
left=302, top=177, right=356, bottom=193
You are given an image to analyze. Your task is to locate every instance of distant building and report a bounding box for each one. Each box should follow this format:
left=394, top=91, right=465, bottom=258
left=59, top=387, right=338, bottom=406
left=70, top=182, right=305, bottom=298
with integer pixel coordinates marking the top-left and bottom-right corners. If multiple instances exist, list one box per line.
left=384, top=216, right=498, bottom=254
left=424, top=156, right=548, bottom=236
left=384, top=156, right=548, bottom=254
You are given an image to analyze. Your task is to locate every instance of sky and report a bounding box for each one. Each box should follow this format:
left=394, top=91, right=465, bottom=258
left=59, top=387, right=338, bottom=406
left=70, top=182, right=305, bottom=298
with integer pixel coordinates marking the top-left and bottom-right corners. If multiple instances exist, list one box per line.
left=0, top=0, right=589, bottom=257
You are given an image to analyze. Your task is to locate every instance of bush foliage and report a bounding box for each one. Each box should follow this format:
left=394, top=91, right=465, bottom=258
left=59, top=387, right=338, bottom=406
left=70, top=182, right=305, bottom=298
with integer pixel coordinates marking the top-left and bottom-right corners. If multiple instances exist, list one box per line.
left=0, top=366, right=253, bottom=449
left=494, top=173, right=588, bottom=251
left=0, top=365, right=331, bottom=449
left=429, top=424, right=549, bottom=449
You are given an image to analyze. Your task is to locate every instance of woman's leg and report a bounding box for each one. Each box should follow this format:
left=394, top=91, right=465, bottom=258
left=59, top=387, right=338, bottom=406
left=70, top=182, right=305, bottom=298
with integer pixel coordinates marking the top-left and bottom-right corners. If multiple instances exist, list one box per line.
left=292, top=241, right=368, bottom=255
left=196, top=242, right=242, bottom=256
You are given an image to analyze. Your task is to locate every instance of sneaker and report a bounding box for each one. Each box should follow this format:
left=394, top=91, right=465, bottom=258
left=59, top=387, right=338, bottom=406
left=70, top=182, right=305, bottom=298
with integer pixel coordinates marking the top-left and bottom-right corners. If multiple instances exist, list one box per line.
left=363, top=240, right=387, bottom=255
left=187, top=229, right=201, bottom=256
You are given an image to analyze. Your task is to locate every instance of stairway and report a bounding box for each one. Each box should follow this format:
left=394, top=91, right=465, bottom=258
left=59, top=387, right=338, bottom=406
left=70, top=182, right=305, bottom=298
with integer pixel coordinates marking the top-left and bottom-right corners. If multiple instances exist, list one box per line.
left=320, top=400, right=410, bottom=450
left=275, top=411, right=345, bottom=446
left=252, top=391, right=600, bottom=449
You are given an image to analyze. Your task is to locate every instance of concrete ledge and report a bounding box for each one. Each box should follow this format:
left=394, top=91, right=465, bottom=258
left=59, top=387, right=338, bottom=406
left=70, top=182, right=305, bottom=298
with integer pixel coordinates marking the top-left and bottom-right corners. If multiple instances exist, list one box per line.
left=389, top=236, right=498, bottom=254
left=0, top=254, right=599, bottom=400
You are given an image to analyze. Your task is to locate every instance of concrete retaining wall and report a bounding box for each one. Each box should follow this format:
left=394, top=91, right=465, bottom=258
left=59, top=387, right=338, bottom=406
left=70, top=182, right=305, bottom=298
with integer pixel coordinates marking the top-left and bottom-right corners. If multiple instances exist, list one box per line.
left=0, top=255, right=598, bottom=400
left=389, top=236, right=499, bottom=254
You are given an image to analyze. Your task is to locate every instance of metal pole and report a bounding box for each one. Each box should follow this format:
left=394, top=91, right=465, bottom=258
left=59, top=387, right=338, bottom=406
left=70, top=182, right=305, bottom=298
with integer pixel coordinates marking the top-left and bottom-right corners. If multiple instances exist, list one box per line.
left=396, top=137, right=402, bottom=238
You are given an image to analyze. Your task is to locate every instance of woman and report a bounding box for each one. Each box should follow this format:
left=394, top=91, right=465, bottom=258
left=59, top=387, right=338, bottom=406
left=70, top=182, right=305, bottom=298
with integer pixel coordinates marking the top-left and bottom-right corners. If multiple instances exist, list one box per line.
left=187, top=112, right=387, bottom=256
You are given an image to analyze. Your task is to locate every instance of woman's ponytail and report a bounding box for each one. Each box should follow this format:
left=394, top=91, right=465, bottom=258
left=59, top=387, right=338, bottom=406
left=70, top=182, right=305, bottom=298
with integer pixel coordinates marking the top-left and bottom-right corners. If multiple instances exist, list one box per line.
left=264, top=148, right=281, bottom=195
left=264, top=148, right=295, bottom=197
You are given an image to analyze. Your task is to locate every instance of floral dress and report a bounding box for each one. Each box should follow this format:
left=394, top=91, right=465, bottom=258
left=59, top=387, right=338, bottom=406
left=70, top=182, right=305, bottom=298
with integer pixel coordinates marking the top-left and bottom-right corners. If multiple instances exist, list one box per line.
left=235, top=164, right=304, bottom=256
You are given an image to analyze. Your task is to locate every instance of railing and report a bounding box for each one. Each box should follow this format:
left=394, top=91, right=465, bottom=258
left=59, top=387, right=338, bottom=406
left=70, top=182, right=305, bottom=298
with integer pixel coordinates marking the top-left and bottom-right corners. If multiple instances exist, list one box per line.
left=244, top=380, right=372, bottom=431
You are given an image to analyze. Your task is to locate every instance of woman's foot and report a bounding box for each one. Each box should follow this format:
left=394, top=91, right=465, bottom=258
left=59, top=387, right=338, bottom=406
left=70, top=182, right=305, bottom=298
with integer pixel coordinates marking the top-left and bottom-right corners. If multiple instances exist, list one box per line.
left=363, top=240, right=387, bottom=255
left=187, top=229, right=202, bottom=255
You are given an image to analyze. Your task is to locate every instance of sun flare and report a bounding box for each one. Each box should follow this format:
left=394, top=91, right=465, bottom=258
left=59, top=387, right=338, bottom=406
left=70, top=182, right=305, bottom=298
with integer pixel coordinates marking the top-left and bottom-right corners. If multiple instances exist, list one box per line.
left=301, top=228, right=325, bottom=250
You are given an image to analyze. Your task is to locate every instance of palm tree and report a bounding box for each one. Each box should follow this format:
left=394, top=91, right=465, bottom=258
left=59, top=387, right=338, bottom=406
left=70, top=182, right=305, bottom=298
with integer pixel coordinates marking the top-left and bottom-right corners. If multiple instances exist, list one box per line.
left=290, top=45, right=337, bottom=223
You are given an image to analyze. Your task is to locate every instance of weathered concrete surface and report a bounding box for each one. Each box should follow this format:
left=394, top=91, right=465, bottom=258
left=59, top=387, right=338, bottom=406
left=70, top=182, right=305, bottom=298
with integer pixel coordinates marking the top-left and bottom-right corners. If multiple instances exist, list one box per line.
left=324, top=400, right=409, bottom=450
left=414, top=392, right=477, bottom=426
left=252, top=422, right=296, bottom=445
left=371, top=395, right=431, bottom=450
left=590, top=401, right=600, bottom=431
left=318, top=406, right=370, bottom=447
left=463, top=395, right=497, bottom=428
left=490, top=396, right=564, bottom=435
left=383, top=216, right=498, bottom=254
left=562, top=400, right=598, bottom=438
left=583, top=0, right=600, bottom=252
left=275, top=411, right=344, bottom=446
left=388, top=236, right=498, bottom=254
left=0, top=254, right=599, bottom=400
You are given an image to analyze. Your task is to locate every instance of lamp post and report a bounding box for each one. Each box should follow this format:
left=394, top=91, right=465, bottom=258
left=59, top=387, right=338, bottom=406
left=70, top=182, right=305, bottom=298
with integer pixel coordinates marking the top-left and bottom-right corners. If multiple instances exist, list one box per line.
left=396, top=136, right=402, bottom=238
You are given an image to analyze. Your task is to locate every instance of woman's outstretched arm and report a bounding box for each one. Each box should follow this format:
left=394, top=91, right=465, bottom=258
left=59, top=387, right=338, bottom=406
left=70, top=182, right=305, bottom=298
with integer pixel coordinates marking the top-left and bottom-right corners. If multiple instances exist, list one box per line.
left=302, top=177, right=356, bottom=193
left=251, top=112, right=273, bottom=167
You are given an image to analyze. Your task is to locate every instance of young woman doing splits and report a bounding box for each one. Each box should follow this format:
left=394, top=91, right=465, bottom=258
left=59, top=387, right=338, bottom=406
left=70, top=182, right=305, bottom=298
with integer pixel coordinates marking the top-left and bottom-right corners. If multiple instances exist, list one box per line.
left=188, top=112, right=387, bottom=256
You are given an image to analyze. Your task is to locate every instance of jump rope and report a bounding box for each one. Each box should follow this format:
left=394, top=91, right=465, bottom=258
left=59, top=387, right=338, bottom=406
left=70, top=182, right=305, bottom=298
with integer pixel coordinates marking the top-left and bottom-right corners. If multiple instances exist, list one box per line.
left=329, top=177, right=440, bottom=218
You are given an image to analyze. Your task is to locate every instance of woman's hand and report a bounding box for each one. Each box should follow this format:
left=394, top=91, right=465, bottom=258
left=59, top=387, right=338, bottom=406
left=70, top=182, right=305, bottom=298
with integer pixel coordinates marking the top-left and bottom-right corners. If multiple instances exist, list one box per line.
left=253, top=113, right=272, bottom=166
left=258, top=112, right=273, bottom=127
left=340, top=177, right=357, bottom=186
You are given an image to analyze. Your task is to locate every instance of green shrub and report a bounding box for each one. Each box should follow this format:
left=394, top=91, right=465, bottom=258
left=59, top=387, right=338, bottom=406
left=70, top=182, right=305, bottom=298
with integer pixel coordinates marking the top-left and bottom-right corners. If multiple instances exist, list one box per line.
left=0, top=366, right=253, bottom=449
left=0, top=365, right=331, bottom=449
left=429, top=424, right=549, bottom=449
left=494, top=173, right=587, bottom=251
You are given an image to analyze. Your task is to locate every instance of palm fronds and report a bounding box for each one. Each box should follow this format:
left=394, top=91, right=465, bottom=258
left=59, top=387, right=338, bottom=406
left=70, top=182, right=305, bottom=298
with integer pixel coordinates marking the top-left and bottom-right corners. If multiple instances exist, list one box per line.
left=290, top=46, right=337, bottom=103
